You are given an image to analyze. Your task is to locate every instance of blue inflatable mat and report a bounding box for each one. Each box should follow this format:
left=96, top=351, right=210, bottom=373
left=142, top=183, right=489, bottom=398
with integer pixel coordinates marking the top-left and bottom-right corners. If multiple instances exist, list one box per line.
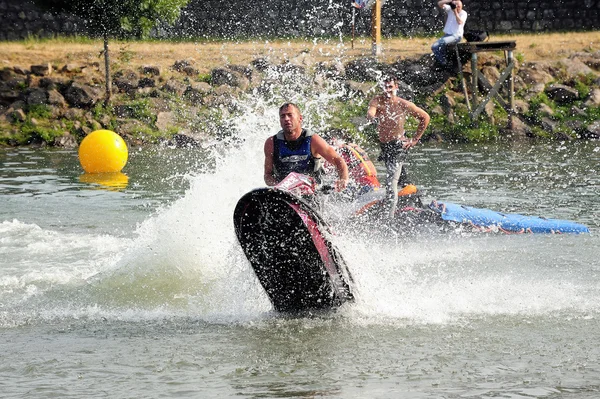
left=429, top=200, right=589, bottom=234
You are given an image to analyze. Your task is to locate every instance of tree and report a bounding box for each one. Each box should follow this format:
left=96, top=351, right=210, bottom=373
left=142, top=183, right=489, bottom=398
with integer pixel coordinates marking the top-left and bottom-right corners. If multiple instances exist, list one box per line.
left=35, top=0, right=190, bottom=104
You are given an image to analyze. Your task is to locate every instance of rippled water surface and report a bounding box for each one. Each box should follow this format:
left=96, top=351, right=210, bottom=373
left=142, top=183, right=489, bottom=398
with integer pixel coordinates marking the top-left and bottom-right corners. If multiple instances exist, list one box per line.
left=1, top=111, right=599, bottom=397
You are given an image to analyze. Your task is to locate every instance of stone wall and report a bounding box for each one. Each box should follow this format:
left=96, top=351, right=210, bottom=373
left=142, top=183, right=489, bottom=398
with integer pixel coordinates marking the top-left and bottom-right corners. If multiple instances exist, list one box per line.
left=2, top=0, right=600, bottom=40
left=0, top=1, right=84, bottom=41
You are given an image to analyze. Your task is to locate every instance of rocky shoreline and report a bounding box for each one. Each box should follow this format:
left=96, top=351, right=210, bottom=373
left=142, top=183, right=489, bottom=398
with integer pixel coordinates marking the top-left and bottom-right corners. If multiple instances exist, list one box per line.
left=1, top=48, right=600, bottom=148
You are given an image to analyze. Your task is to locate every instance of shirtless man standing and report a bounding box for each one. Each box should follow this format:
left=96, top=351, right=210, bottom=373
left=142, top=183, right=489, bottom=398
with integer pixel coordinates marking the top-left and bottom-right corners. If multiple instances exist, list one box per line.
left=367, top=76, right=430, bottom=217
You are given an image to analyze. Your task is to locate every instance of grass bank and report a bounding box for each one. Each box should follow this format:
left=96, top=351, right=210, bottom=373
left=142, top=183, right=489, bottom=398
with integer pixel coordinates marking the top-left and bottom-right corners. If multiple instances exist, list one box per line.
left=2, top=32, right=600, bottom=73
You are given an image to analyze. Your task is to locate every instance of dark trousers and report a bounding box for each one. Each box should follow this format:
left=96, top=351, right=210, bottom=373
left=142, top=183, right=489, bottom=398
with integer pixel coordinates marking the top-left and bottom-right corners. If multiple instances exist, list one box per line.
left=379, top=141, right=410, bottom=217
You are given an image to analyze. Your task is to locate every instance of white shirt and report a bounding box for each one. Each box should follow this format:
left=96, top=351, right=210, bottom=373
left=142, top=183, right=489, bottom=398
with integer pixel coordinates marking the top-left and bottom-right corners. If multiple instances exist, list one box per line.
left=442, top=4, right=467, bottom=37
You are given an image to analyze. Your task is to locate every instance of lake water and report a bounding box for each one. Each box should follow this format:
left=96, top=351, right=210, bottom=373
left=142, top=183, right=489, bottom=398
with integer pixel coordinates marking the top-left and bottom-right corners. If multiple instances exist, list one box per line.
left=1, top=102, right=599, bottom=398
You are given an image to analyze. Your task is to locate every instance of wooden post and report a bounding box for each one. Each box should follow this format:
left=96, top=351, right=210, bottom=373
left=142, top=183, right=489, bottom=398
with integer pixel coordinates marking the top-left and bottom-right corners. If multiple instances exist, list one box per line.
left=103, top=33, right=112, bottom=105
left=507, top=49, right=515, bottom=129
left=371, top=0, right=381, bottom=56
left=470, top=52, right=478, bottom=110
left=454, top=45, right=471, bottom=111
left=352, top=7, right=356, bottom=49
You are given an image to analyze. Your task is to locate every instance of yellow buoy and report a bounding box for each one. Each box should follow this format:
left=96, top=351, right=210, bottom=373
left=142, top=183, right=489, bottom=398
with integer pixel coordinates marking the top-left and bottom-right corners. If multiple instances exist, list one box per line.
left=78, top=130, right=128, bottom=173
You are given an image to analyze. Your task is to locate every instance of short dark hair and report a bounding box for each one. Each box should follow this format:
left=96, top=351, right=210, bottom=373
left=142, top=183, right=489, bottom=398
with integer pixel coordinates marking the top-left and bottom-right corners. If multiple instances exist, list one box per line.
left=383, top=75, right=397, bottom=84
left=279, top=103, right=301, bottom=114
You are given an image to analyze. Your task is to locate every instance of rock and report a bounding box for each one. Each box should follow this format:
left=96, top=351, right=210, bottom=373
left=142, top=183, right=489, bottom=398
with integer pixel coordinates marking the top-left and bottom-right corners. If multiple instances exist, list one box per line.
left=116, top=118, right=147, bottom=135
left=430, top=105, right=444, bottom=115
left=251, top=58, right=272, bottom=72
left=61, top=64, right=82, bottom=73
left=523, top=82, right=546, bottom=101
left=518, top=64, right=554, bottom=85
left=39, top=76, right=71, bottom=91
left=185, top=81, right=211, bottom=103
left=537, top=103, right=554, bottom=116
left=275, top=62, right=306, bottom=76
left=142, top=65, right=161, bottom=76
left=30, top=64, right=52, bottom=76
left=0, top=68, right=14, bottom=81
left=514, top=99, right=529, bottom=114
left=440, top=93, right=456, bottom=123
left=545, top=84, right=579, bottom=104
left=173, top=59, right=194, bottom=72
left=482, top=66, right=500, bottom=83
left=506, top=117, right=533, bottom=138
left=343, top=80, right=376, bottom=98
left=484, top=100, right=495, bottom=124
left=114, top=69, right=139, bottom=81
left=99, top=114, right=112, bottom=128
left=393, top=54, right=451, bottom=88
left=156, top=111, right=175, bottom=132
left=182, top=66, right=200, bottom=76
left=540, top=117, right=559, bottom=133
left=211, top=68, right=249, bottom=90
left=569, top=106, right=587, bottom=117
left=138, top=77, right=155, bottom=88
left=13, top=66, right=29, bottom=75
left=162, top=79, right=188, bottom=96
left=558, top=57, right=594, bottom=77
left=114, top=77, right=139, bottom=94
left=9, top=100, right=25, bottom=110
left=564, top=120, right=585, bottom=136
left=64, top=82, right=101, bottom=108
left=316, top=61, right=345, bottom=80
left=575, top=55, right=600, bottom=71
left=63, top=107, right=85, bottom=120
left=26, top=88, right=48, bottom=105
left=10, top=108, right=26, bottom=122
left=0, top=89, right=22, bottom=105
left=203, top=85, right=240, bottom=109
left=112, top=105, right=130, bottom=118
left=53, top=133, right=78, bottom=148
left=289, top=51, right=316, bottom=67
left=584, top=120, right=600, bottom=139
left=345, top=57, right=388, bottom=82
left=584, top=88, right=600, bottom=107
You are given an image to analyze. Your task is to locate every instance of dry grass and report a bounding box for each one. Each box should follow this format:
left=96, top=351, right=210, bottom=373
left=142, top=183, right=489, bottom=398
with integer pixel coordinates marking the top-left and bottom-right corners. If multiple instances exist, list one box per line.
left=1, top=32, right=600, bottom=73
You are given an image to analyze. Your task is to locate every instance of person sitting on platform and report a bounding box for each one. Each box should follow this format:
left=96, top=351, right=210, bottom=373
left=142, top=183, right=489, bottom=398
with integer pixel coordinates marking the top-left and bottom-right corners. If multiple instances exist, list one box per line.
left=431, top=0, right=467, bottom=67
left=264, top=103, right=349, bottom=191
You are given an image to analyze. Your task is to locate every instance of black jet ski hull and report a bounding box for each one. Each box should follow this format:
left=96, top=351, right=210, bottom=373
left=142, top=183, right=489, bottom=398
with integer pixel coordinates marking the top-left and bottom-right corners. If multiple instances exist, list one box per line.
left=233, top=188, right=354, bottom=313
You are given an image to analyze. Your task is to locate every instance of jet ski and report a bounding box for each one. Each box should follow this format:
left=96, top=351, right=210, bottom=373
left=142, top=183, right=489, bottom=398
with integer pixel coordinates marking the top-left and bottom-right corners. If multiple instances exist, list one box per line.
left=321, top=141, right=589, bottom=234
left=347, top=187, right=589, bottom=234
left=233, top=173, right=354, bottom=313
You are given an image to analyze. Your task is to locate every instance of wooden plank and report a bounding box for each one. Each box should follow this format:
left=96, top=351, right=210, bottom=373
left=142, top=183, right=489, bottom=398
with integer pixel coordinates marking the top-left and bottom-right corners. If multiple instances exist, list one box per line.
left=478, top=74, right=509, bottom=109
left=508, top=50, right=515, bottom=129
left=454, top=45, right=471, bottom=111
left=471, top=53, right=478, bottom=109
left=469, top=60, right=515, bottom=120
left=457, top=41, right=516, bottom=53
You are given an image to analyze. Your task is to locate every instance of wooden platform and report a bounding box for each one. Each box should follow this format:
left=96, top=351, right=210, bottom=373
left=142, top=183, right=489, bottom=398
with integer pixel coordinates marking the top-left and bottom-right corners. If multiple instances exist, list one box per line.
left=457, top=41, right=516, bottom=53
left=453, top=41, right=517, bottom=127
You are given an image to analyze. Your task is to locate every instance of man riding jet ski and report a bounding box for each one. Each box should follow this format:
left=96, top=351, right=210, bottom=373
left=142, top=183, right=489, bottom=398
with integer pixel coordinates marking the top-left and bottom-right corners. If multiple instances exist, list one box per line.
left=263, top=103, right=349, bottom=192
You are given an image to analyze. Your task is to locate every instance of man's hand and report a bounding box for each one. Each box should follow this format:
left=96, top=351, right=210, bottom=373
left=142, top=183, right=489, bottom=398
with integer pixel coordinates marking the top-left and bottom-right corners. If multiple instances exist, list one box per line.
left=335, top=178, right=349, bottom=192
left=402, top=138, right=420, bottom=150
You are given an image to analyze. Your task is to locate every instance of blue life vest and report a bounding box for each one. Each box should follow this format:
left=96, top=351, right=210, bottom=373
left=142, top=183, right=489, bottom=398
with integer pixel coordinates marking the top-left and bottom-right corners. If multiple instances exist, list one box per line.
left=272, top=129, right=321, bottom=182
